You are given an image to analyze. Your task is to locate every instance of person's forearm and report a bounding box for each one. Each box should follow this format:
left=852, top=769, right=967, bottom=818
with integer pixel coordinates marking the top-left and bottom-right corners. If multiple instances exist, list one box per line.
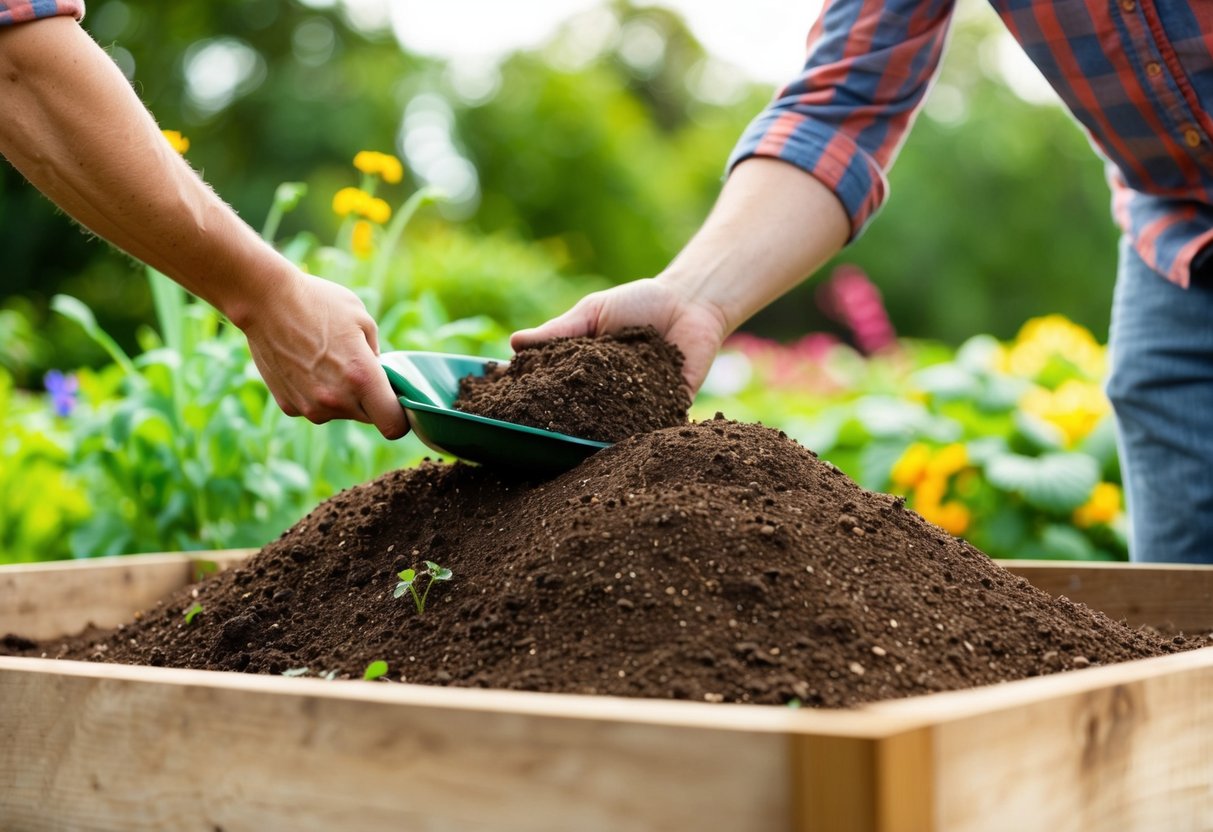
left=657, top=157, right=850, bottom=333
left=0, top=17, right=284, bottom=327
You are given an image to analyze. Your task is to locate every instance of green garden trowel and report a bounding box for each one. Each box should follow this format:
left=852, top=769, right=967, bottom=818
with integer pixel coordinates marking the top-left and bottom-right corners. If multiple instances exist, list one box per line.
left=380, top=350, right=611, bottom=472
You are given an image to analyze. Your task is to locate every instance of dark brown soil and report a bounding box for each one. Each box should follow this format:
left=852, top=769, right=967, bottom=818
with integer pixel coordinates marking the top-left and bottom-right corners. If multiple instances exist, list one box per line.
left=4, top=418, right=1183, bottom=708
left=453, top=326, right=690, bottom=442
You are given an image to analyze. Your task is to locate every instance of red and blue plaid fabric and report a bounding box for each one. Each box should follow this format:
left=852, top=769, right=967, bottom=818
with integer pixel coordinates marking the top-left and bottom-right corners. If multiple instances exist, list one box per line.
left=731, top=0, right=1213, bottom=287
left=0, top=0, right=83, bottom=26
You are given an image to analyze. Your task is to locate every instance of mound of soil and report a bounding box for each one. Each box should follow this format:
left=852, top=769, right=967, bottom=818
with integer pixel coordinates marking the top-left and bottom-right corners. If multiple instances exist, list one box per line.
left=5, top=418, right=1180, bottom=708
left=454, top=326, right=690, bottom=442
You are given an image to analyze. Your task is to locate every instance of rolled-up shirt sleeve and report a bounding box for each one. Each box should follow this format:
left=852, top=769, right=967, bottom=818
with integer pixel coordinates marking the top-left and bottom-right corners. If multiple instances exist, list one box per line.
left=729, top=0, right=956, bottom=241
left=0, top=1, right=85, bottom=26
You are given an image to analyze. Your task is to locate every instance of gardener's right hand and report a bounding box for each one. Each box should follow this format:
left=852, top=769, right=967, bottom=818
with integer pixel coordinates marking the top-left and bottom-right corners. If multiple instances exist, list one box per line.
left=510, top=276, right=730, bottom=394
left=238, top=271, right=410, bottom=440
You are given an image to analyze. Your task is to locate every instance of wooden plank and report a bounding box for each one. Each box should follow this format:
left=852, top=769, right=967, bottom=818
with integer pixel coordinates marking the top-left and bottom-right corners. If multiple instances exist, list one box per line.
left=4, top=556, right=1213, bottom=829
left=0, top=658, right=905, bottom=832
left=792, top=728, right=933, bottom=832
left=998, top=560, right=1213, bottom=633
left=865, top=648, right=1213, bottom=831
left=0, top=550, right=254, bottom=640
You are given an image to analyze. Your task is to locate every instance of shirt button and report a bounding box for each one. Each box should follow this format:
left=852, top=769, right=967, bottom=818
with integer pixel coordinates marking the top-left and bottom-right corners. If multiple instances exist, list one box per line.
left=1120, top=0, right=1134, bottom=10
left=1184, top=129, right=1202, bottom=148
left=1146, top=62, right=1163, bottom=78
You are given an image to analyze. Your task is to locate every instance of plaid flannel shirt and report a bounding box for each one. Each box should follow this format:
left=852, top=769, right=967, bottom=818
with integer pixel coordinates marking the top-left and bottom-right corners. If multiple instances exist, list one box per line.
left=0, top=0, right=83, bottom=26
left=731, top=0, right=1213, bottom=287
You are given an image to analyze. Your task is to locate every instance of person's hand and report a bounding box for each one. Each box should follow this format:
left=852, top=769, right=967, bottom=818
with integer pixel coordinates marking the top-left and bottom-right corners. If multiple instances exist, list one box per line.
left=510, top=277, right=730, bottom=393
left=239, top=271, right=409, bottom=439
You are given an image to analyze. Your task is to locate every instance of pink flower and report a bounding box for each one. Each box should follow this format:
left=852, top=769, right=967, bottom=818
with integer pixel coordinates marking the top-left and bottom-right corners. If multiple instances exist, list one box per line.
left=817, top=265, right=898, bottom=355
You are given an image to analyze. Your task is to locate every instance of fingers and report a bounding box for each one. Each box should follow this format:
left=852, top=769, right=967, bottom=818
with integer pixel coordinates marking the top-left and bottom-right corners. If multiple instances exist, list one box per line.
left=356, top=359, right=410, bottom=440
left=360, top=315, right=381, bottom=356
left=510, top=296, right=600, bottom=350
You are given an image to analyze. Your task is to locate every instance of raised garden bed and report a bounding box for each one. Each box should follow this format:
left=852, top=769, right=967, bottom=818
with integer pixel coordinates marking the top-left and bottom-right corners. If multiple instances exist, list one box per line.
left=2, top=551, right=1212, bottom=831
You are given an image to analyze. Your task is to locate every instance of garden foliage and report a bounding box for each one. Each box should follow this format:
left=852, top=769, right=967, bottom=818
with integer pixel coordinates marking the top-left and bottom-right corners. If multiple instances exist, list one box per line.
left=696, top=292, right=1125, bottom=561
left=0, top=147, right=565, bottom=561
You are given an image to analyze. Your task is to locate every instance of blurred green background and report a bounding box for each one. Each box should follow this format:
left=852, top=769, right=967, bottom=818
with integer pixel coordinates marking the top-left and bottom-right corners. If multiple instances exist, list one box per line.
left=1, top=0, right=1117, bottom=384
left=1, top=0, right=1129, bottom=562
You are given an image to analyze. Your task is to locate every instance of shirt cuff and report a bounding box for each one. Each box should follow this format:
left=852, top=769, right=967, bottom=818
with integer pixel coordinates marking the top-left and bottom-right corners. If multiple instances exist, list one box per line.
left=727, top=110, right=889, bottom=243
left=0, top=1, right=84, bottom=26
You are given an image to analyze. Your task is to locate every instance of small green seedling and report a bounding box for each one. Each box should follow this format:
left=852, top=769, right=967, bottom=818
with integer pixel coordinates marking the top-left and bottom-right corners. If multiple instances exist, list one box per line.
left=393, top=560, right=453, bottom=614
left=183, top=602, right=204, bottom=624
left=363, top=660, right=389, bottom=681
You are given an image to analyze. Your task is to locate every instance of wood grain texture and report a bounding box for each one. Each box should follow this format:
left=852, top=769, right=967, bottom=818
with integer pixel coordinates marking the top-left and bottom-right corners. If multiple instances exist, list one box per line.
left=792, top=728, right=932, bottom=832
left=4, top=555, right=1213, bottom=830
left=867, top=648, right=1213, bottom=831
left=0, top=550, right=254, bottom=640
left=999, top=560, right=1213, bottom=632
left=0, top=659, right=811, bottom=832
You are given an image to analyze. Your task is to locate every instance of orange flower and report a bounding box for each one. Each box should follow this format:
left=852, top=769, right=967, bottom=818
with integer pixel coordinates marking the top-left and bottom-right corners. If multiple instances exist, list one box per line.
left=1073, top=482, right=1121, bottom=528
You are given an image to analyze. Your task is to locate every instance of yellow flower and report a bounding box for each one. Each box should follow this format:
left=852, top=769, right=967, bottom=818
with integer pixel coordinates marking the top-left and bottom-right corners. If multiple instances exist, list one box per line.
left=353, top=151, right=378, bottom=174
left=916, top=498, right=971, bottom=536
left=331, top=188, right=391, bottom=224
left=1002, top=314, right=1106, bottom=380
left=364, top=196, right=392, bottom=225
left=925, top=443, right=968, bottom=479
left=379, top=155, right=404, bottom=184
left=353, top=150, right=405, bottom=184
left=1073, top=482, right=1121, bottom=528
left=161, top=130, right=190, bottom=155
left=332, top=187, right=371, bottom=217
left=891, top=443, right=931, bottom=488
left=913, top=477, right=947, bottom=509
left=1020, top=379, right=1110, bottom=446
left=351, top=220, right=374, bottom=259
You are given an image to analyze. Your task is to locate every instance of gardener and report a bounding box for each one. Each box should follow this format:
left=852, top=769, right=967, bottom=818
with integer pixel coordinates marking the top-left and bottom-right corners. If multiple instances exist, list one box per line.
left=0, top=4, right=408, bottom=441
left=515, top=2, right=1213, bottom=564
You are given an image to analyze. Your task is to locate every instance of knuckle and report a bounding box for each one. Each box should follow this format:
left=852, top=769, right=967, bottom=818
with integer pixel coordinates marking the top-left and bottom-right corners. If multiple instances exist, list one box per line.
left=313, top=389, right=345, bottom=413
left=343, top=364, right=374, bottom=392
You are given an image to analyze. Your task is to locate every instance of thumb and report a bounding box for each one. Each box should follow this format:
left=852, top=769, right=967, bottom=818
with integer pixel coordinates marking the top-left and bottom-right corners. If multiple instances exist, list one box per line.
left=510, top=297, right=601, bottom=351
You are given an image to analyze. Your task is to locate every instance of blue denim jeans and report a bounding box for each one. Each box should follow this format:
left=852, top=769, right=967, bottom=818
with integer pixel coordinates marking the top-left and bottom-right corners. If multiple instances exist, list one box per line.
left=1107, top=237, right=1213, bottom=563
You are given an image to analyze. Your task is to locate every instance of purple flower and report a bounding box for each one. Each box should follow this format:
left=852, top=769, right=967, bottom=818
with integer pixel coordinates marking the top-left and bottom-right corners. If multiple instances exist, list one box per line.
left=44, top=369, right=79, bottom=418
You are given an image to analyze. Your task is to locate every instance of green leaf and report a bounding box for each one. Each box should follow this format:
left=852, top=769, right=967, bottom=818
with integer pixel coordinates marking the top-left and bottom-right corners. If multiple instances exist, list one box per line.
left=1013, top=410, right=1066, bottom=452
left=393, top=583, right=410, bottom=599
left=955, top=334, right=1002, bottom=373
left=363, top=660, right=389, bottom=681
left=398, top=568, right=416, bottom=583
left=910, top=363, right=979, bottom=400
left=282, top=667, right=310, bottom=677
left=51, top=294, right=140, bottom=379
left=984, top=452, right=1099, bottom=513
left=1038, top=524, right=1100, bottom=561
left=428, top=564, right=453, bottom=581
left=183, top=602, right=204, bottom=624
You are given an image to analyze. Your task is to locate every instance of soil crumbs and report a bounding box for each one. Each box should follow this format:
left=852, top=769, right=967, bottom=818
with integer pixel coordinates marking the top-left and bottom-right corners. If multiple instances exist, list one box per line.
left=453, top=326, right=690, bottom=442
left=4, top=418, right=1182, bottom=708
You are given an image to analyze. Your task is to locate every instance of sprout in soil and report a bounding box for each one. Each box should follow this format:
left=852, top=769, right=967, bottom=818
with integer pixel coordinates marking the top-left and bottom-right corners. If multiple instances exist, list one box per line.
left=393, top=560, right=453, bottom=614
left=363, top=660, right=389, bottom=681
left=183, top=602, right=204, bottom=624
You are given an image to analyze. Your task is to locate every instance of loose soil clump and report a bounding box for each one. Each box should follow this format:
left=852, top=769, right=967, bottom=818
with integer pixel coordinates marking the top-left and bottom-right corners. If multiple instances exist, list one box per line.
left=5, top=418, right=1181, bottom=708
left=454, top=326, right=690, bottom=442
